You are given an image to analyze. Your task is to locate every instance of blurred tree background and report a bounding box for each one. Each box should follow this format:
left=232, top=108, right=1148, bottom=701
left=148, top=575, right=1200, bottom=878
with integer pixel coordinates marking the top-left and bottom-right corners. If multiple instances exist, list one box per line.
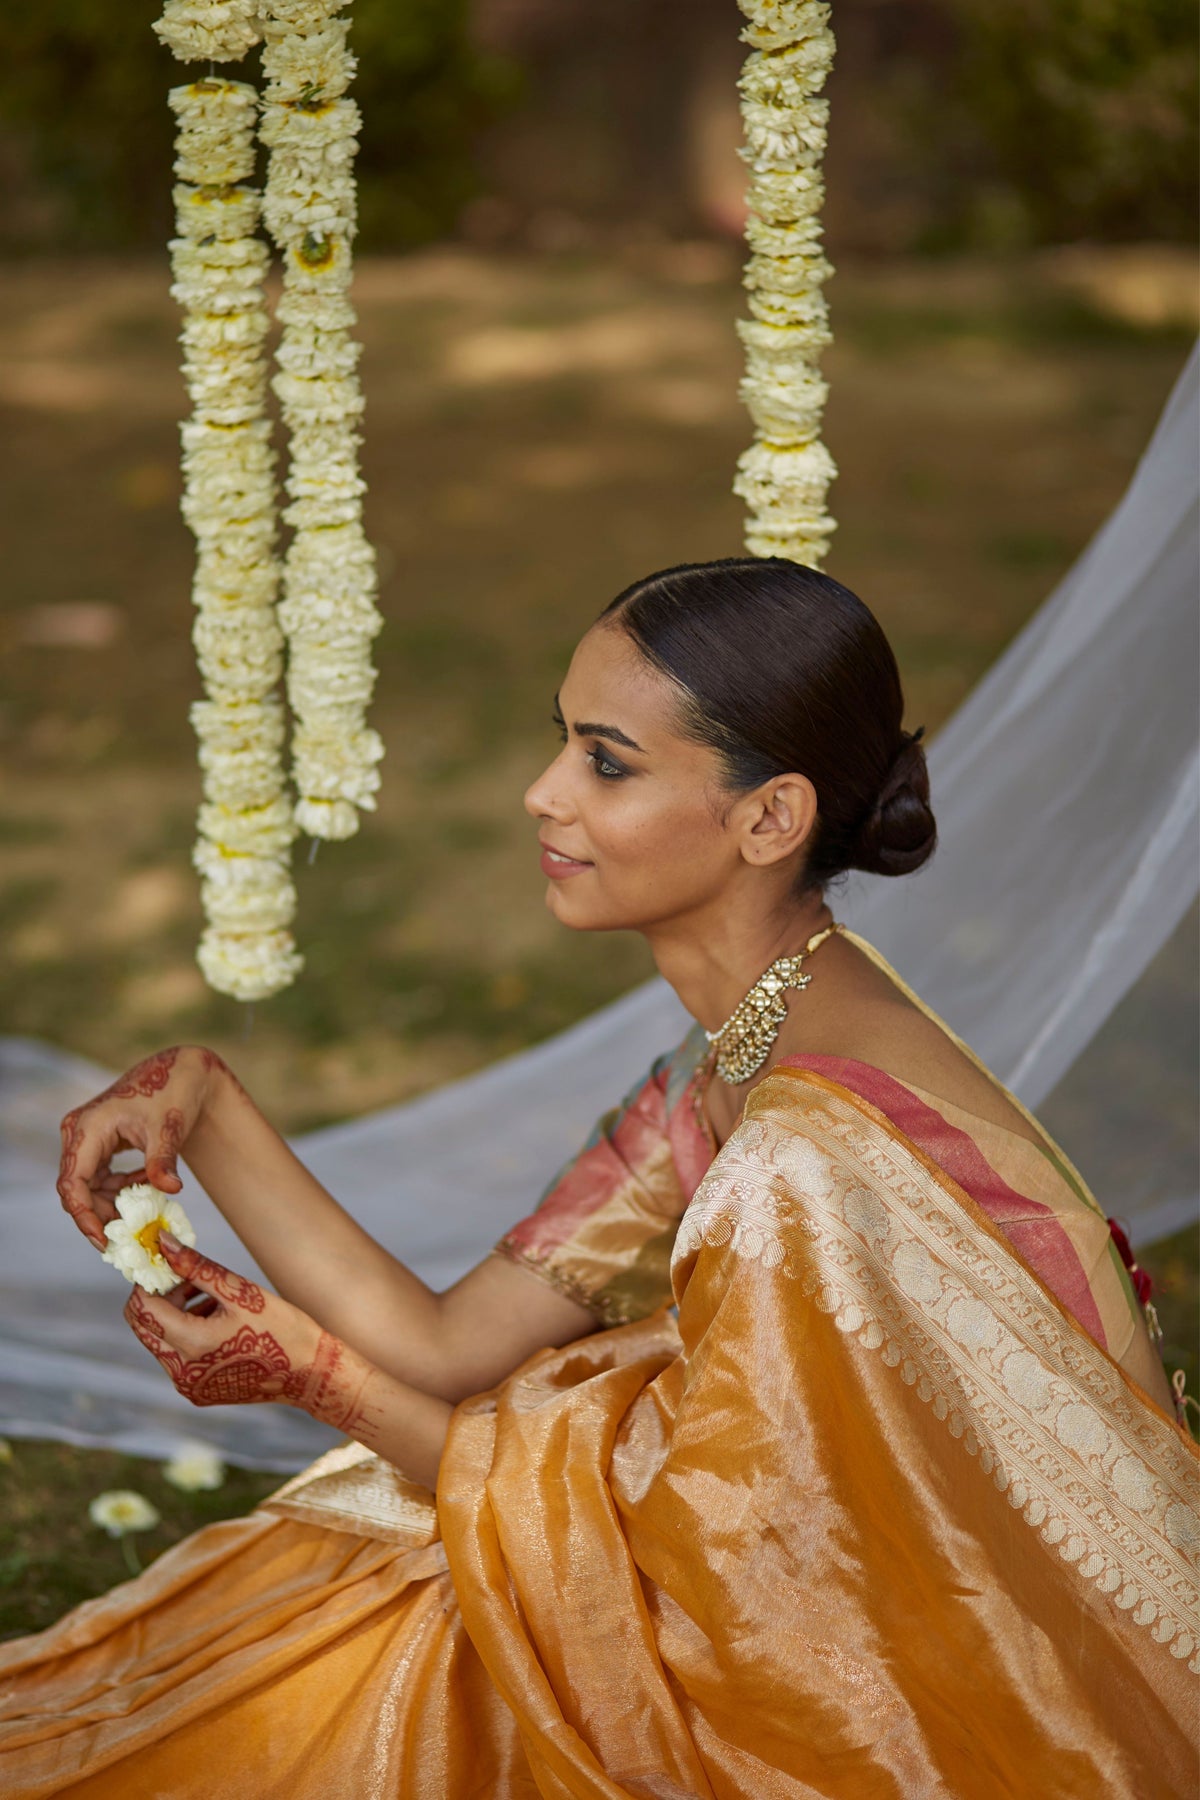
left=1, top=0, right=1194, bottom=255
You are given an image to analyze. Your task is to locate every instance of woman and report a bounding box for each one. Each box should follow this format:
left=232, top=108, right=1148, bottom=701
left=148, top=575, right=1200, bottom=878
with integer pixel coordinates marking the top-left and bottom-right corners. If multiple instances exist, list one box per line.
left=1, top=560, right=1195, bottom=1798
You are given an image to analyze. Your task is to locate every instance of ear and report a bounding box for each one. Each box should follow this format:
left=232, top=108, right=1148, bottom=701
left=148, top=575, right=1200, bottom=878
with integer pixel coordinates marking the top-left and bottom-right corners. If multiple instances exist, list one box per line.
left=733, top=773, right=818, bottom=868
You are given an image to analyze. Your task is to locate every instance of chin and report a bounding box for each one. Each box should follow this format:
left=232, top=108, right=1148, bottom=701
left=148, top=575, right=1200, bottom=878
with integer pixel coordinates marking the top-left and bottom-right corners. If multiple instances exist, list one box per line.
left=543, top=880, right=635, bottom=934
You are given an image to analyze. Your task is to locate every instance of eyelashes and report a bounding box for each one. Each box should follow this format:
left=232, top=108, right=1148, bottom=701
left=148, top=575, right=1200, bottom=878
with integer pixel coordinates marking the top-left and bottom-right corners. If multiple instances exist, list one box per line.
left=587, top=748, right=626, bottom=780
left=551, top=713, right=627, bottom=780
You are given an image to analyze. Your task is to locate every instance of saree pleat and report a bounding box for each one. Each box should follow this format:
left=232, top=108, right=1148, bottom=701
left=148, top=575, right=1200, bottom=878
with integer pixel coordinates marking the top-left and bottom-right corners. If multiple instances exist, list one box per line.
left=1, top=1065, right=1195, bottom=1796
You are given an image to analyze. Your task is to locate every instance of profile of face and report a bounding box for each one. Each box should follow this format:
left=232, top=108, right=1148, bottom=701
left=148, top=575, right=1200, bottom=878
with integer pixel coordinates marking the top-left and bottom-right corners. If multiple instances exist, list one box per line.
left=523, top=624, right=818, bottom=936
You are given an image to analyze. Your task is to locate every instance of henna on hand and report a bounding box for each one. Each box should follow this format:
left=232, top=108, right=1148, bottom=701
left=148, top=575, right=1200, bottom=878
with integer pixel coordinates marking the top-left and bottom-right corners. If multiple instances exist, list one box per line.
left=161, top=1237, right=266, bottom=1313
left=127, top=1237, right=379, bottom=1439
left=281, top=1332, right=376, bottom=1436
left=126, top=1288, right=167, bottom=1349
left=127, top=1289, right=377, bottom=1436
left=198, top=1048, right=249, bottom=1102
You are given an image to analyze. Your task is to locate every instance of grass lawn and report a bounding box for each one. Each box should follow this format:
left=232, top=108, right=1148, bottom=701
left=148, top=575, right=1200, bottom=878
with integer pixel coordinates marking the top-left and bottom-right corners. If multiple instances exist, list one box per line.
left=0, top=244, right=1195, bottom=1639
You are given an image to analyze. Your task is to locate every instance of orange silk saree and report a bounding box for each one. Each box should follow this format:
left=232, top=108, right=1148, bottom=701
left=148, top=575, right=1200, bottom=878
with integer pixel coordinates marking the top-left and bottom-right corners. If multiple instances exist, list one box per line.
left=1, top=1038, right=1196, bottom=1795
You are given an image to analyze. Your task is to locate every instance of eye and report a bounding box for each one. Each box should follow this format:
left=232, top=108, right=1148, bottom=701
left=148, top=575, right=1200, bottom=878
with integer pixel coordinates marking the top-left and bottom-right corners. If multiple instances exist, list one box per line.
left=552, top=710, right=567, bottom=745
left=587, top=746, right=627, bottom=780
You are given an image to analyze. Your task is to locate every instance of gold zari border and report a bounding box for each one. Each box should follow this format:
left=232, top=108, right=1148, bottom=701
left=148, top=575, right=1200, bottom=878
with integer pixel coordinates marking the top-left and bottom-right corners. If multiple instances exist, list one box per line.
left=262, top=1440, right=439, bottom=1546
left=673, top=1074, right=1200, bottom=1671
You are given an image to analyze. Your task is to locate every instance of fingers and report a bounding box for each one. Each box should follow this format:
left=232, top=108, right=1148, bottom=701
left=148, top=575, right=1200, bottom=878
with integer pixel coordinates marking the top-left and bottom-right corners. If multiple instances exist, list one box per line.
left=145, top=1108, right=185, bottom=1195
left=57, top=1111, right=107, bottom=1249
left=125, top=1288, right=169, bottom=1354
left=159, top=1234, right=267, bottom=1314
left=125, top=1286, right=208, bottom=1360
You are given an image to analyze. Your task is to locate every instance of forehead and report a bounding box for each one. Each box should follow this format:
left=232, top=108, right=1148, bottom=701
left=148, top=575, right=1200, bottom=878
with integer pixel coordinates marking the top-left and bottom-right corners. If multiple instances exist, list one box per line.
left=559, top=624, right=681, bottom=746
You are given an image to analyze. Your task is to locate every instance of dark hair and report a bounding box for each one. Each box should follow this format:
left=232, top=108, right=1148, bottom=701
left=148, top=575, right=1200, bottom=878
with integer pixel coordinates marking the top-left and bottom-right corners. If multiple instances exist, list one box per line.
left=600, top=557, right=937, bottom=887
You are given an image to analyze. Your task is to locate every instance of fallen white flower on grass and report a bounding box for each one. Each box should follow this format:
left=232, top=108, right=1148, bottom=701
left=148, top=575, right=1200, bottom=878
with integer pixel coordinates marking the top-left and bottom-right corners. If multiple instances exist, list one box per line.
left=101, top=1184, right=196, bottom=1295
left=89, top=1490, right=162, bottom=1537
left=162, top=1444, right=227, bottom=1492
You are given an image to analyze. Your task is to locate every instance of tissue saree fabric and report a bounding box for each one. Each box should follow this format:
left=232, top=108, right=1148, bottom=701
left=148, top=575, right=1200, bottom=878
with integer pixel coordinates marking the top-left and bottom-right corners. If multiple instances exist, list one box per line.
left=1, top=981, right=1196, bottom=1796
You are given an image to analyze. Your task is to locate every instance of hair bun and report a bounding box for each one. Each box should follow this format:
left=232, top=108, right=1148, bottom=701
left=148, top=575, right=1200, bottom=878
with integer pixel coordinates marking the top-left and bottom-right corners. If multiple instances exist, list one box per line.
left=851, top=728, right=937, bottom=876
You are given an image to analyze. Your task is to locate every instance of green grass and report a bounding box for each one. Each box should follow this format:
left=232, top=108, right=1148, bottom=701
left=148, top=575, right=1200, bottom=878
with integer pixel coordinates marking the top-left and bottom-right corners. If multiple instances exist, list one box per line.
left=0, top=1441, right=279, bottom=1641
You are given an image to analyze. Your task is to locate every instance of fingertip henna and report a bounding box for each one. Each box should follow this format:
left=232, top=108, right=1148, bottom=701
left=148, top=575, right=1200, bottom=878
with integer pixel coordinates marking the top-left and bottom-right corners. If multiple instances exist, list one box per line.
left=163, top=1246, right=267, bottom=1314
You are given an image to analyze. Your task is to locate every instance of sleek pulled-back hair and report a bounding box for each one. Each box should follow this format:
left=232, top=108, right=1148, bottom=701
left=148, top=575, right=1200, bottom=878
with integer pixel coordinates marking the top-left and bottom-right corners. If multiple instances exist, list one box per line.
left=600, top=557, right=936, bottom=888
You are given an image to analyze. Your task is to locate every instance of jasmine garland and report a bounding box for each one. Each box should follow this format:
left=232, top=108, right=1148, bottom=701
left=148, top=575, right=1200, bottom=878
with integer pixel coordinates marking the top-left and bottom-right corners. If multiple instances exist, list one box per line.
left=733, top=0, right=837, bottom=568
left=259, top=0, right=384, bottom=843
left=166, top=73, right=303, bottom=1000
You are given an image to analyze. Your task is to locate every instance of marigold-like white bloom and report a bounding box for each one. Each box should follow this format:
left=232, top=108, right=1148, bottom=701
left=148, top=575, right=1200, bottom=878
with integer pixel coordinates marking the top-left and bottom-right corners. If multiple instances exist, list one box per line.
left=739, top=0, right=832, bottom=53
left=162, top=1443, right=228, bottom=1492
left=101, top=1184, right=197, bottom=1295
left=739, top=367, right=828, bottom=441
left=261, top=20, right=356, bottom=102
left=198, top=927, right=304, bottom=1000
left=173, top=184, right=262, bottom=243
left=263, top=0, right=348, bottom=28
left=740, top=49, right=832, bottom=111
left=293, top=797, right=361, bottom=839
left=275, top=288, right=357, bottom=332
left=154, top=0, right=261, bottom=63
left=89, top=1490, right=163, bottom=1537
left=168, top=79, right=259, bottom=184
left=198, top=795, right=298, bottom=856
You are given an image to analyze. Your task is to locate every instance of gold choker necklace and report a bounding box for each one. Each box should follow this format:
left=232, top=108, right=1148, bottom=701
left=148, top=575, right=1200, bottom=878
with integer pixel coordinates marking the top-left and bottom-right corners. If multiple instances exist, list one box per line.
left=705, top=923, right=842, bottom=1085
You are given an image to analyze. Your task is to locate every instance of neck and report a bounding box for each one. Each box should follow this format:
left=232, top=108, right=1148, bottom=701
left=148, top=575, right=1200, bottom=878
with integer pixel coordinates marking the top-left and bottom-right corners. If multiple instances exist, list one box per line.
left=646, top=888, right=833, bottom=1034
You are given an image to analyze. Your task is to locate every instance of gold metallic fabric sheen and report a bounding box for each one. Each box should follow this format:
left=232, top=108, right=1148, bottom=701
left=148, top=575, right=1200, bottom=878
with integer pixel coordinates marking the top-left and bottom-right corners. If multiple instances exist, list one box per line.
left=1, top=1071, right=1195, bottom=1796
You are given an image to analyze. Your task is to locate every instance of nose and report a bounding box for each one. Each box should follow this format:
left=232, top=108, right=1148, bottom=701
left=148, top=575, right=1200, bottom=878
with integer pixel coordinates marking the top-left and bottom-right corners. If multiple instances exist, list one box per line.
left=524, top=749, right=573, bottom=823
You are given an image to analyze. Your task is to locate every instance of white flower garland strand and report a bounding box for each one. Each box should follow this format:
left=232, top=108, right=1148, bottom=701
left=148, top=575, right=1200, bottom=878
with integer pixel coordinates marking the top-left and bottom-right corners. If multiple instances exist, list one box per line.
left=165, top=69, right=303, bottom=1001
left=260, top=0, right=384, bottom=842
left=733, top=0, right=837, bottom=567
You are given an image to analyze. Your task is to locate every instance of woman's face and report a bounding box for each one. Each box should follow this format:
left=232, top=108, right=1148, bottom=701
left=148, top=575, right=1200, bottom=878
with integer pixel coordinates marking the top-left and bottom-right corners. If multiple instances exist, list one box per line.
left=523, top=624, right=744, bottom=934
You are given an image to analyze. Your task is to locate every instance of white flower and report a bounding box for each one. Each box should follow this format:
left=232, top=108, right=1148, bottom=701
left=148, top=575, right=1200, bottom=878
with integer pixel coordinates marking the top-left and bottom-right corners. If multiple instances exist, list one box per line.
left=89, top=1490, right=162, bottom=1537
left=173, top=184, right=262, bottom=242
left=275, top=289, right=357, bottom=332
left=739, top=0, right=833, bottom=55
left=293, top=797, right=361, bottom=839
left=734, top=1, right=837, bottom=569
left=197, top=927, right=304, bottom=1000
left=262, top=0, right=349, bottom=28
left=101, top=1185, right=196, bottom=1295
left=197, top=795, right=297, bottom=856
left=261, top=21, right=356, bottom=103
left=154, top=0, right=261, bottom=63
left=168, top=80, right=259, bottom=184
left=162, top=1443, right=228, bottom=1492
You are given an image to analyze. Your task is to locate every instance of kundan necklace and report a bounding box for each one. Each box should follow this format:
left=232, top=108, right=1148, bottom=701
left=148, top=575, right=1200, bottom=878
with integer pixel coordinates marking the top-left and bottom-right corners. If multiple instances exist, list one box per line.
left=705, top=923, right=843, bottom=1085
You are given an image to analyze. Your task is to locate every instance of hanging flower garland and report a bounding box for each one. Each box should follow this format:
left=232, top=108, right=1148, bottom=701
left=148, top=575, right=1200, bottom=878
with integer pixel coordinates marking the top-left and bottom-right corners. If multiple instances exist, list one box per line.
left=161, top=58, right=303, bottom=1003
left=155, top=0, right=380, bottom=998
left=259, top=0, right=384, bottom=843
left=733, top=0, right=837, bottom=568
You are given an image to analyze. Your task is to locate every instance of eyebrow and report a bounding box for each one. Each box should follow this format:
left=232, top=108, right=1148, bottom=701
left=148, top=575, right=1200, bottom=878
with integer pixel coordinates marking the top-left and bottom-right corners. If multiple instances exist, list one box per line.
left=554, top=693, right=644, bottom=753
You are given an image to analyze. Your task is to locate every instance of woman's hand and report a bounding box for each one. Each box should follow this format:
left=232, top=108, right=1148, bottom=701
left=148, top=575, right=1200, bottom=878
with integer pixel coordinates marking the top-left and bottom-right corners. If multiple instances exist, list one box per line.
left=125, top=1233, right=377, bottom=1434
left=57, top=1046, right=233, bottom=1251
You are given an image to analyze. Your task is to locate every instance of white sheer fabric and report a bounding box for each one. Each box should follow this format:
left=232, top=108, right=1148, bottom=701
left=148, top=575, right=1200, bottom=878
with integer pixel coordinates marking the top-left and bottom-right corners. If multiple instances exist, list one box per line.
left=1, top=348, right=1195, bottom=1468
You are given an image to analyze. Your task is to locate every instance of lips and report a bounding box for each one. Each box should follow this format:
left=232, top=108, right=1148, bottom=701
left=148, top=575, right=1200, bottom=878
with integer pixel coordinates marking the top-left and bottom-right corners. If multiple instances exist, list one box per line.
left=539, top=839, right=592, bottom=880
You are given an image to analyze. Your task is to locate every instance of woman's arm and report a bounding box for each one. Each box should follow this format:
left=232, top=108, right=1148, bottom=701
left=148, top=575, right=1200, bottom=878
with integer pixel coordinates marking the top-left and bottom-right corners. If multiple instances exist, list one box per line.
left=58, top=1045, right=597, bottom=1402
